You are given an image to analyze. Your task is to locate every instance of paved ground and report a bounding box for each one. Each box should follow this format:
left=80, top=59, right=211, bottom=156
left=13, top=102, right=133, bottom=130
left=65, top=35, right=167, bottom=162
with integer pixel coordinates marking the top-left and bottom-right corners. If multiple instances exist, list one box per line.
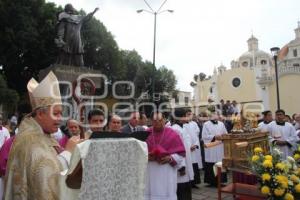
left=192, top=170, right=234, bottom=200
left=192, top=183, right=233, bottom=200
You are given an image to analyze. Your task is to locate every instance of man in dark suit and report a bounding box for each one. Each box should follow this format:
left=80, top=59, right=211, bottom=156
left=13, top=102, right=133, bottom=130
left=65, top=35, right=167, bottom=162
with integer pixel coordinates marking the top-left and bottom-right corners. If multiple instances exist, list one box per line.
left=121, top=111, right=145, bottom=134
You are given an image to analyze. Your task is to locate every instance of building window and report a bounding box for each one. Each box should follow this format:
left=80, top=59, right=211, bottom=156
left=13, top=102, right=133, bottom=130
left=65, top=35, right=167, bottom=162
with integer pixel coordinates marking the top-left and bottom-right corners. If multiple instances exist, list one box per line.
left=175, top=96, right=179, bottom=103
left=293, top=63, right=300, bottom=67
left=242, top=61, right=248, bottom=67
left=210, top=86, right=213, bottom=94
left=260, top=60, right=267, bottom=65
left=293, top=49, right=298, bottom=57
left=232, top=77, right=241, bottom=88
left=184, top=97, right=189, bottom=105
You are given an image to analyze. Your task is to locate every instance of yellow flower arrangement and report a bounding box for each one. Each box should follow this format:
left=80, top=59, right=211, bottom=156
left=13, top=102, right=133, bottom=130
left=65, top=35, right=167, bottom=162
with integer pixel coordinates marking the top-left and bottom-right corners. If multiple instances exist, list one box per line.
left=281, top=181, right=289, bottom=189
left=252, top=155, right=260, bottom=162
left=254, top=147, right=263, bottom=154
left=251, top=147, right=300, bottom=199
left=265, top=155, right=273, bottom=161
left=261, top=185, right=270, bottom=195
left=295, top=184, right=300, bottom=193
left=294, top=154, right=300, bottom=160
left=290, top=174, right=299, bottom=183
left=284, top=193, right=294, bottom=200
left=276, top=162, right=286, bottom=171
left=275, top=175, right=288, bottom=183
left=296, top=168, right=300, bottom=176
left=262, top=173, right=271, bottom=182
left=274, top=188, right=286, bottom=196
left=263, top=160, right=273, bottom=168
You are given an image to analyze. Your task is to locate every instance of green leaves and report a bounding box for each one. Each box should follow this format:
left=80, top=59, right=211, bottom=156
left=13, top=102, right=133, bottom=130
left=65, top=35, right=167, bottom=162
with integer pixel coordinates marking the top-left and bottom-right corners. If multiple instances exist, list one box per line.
left=0, top=74, right=19, bottom=113
left=0, top=0, right=177, bottom=105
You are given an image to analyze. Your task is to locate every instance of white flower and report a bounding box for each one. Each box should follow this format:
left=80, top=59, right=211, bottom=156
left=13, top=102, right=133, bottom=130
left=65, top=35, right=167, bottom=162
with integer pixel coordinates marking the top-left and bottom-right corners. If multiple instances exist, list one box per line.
left=287, top=156, right=295, bottom=163
left=273, top=148, right=282, bottom=156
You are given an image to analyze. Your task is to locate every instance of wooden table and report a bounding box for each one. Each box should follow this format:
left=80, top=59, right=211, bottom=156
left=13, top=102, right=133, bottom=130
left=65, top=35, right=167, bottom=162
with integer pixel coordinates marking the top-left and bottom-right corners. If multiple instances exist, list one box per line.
left=217, top=167, right=267, bottom=200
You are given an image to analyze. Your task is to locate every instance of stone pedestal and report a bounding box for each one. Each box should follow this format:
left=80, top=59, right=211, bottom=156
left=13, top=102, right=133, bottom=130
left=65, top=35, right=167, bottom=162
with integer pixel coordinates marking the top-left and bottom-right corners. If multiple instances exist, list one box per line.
left=39, top=64, right=102, bottom=87
left=39, top=64, right=103, bottom=121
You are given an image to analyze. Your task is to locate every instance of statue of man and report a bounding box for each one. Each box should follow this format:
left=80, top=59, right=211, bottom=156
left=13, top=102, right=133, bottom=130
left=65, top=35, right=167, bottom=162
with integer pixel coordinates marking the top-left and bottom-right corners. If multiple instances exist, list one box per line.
left=55, top=4, right=99, bottom=67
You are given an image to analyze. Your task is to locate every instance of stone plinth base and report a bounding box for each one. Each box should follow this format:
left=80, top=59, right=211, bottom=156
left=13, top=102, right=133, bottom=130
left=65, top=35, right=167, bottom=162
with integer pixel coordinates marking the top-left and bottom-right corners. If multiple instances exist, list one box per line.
left=39, top=64, right=102, bottom=88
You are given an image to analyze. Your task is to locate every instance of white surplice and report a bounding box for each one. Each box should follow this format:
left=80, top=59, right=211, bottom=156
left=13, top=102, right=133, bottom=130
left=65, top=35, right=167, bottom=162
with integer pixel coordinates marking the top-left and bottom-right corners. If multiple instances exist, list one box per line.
left=267, top=121, right=298, bottom=159
left=184, top=121, right=202, bottom=168
left=171, top=124, right=194, bottom=183
left=258, top=121, right=271, bottom=132
left=202, top=121, right=227, bottom=163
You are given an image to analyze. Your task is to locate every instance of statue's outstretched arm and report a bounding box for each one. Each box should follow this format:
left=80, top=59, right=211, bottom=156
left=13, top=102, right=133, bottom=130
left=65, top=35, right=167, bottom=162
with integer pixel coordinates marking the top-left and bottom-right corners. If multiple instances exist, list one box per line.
left=83, top=7, right=99, bottom=23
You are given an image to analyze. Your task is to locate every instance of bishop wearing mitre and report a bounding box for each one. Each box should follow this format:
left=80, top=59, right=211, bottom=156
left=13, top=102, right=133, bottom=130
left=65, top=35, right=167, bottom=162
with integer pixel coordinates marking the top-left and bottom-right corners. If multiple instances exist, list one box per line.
left=4, top=71, right=80, bottom=200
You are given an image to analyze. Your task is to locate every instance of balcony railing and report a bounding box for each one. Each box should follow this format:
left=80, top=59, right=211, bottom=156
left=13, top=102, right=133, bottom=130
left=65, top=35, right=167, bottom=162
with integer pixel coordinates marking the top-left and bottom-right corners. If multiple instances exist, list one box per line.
left=278, top=66, right=300, bottom=76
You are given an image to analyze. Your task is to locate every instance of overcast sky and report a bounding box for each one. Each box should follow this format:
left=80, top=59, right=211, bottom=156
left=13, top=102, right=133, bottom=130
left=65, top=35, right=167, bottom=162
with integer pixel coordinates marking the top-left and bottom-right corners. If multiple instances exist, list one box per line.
left=49, top=0, right=300, bottom=92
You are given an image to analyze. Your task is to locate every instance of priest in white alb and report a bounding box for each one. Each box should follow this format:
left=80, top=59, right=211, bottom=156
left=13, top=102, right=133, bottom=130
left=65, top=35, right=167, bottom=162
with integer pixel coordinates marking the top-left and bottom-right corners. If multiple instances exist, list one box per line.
left=185, top=109, right=202, bottom=187
left=171, top=108, right=194, bottom=200
left=267, top=109, right=298, bottom=159
left=258, top=110, right=273, bottom=132
left=202, top=113, right=227, bottom=187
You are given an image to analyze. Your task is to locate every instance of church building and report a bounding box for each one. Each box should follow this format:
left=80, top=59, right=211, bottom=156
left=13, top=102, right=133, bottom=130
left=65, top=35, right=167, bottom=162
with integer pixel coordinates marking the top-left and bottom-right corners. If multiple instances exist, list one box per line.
left=191, top=23, right=300, bottom=115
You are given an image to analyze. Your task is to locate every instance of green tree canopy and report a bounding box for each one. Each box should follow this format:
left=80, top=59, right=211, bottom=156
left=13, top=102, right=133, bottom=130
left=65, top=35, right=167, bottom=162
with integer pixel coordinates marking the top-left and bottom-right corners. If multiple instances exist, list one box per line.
left=0, top=0, right=177, bottom=105
left=0, top=74, right=19, bottom=114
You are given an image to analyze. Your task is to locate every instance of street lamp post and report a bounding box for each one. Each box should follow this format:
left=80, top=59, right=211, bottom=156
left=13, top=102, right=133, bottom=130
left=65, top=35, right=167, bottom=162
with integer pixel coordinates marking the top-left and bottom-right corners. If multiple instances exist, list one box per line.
left=270, top=47, right=281, bottom=110
left=137, top=0, right=173, bottom=103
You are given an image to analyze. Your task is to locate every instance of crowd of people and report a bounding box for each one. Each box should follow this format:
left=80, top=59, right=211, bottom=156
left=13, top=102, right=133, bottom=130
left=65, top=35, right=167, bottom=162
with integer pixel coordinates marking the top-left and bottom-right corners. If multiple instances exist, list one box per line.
left=0, top=72, right=300, bottom=200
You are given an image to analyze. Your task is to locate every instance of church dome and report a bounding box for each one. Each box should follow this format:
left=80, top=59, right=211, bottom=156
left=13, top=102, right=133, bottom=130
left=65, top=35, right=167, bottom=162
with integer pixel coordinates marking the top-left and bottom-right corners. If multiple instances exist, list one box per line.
left=239, top=50, right=270, bottom=59
left=238, top=35, right=272, bottom=67
left=278, top=22, right=300, bottom=61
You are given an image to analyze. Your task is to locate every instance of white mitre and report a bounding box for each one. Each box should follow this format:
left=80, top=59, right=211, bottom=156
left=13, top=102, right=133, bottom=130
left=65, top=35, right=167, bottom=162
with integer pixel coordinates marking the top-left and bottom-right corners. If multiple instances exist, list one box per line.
left=27, top=71, right=62, bottom=110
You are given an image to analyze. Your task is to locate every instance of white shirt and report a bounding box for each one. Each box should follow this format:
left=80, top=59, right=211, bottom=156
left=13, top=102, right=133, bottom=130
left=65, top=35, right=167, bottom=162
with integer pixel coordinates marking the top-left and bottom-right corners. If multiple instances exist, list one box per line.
left=268, top=121, right=298, bottom=159
left=171, top=124, right=194, bottom=183
left=202, top=121, right=227, bottom=163
left=0, top=126, right=10, bottom=149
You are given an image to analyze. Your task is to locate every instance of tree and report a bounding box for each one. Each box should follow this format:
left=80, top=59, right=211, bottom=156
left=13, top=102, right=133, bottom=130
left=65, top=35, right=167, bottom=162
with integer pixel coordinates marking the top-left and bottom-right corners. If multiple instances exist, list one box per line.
left=82, top=15, right=124, bottom=81
left=121, top=49, right=143, bottom=82
left=0, top=1, right=177, bottom=106
left=155, top=66, right=177, bottom=93
left=0, top=74, right=19, bottom=114
left=0, top=0, right=60, bottom=93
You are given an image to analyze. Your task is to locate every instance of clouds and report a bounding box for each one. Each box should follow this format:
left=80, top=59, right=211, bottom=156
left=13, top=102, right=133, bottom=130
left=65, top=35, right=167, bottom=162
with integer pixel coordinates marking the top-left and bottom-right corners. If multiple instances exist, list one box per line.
left=48, top=0, right=300, bottom=92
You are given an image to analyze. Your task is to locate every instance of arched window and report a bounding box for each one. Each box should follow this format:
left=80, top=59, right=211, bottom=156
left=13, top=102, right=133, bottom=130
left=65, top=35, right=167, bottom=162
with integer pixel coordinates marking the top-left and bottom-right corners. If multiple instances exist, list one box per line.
left=242, top=61, right=248, bottom=67
left=293, top=49, right=298, bottom=57
left=260, top=60, right=267, bottom=65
